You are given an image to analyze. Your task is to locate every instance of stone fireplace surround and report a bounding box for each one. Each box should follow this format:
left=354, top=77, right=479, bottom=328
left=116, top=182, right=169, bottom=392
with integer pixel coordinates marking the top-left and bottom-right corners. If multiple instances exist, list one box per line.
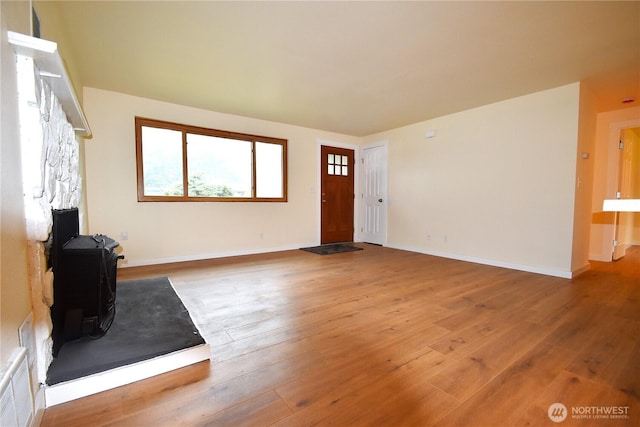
left=15, top=50, right=82, bottom=386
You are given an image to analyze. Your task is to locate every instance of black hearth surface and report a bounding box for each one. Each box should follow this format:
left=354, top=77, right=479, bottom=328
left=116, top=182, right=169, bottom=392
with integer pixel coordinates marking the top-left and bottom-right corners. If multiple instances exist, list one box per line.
left=46, top=277, right=205, bottom=386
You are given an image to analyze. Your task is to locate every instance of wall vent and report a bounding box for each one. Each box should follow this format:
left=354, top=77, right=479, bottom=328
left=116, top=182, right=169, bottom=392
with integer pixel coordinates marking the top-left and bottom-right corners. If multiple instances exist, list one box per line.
left=1, top=348, right=34, bottom=427
left=18, top=313, right=37, bottom=371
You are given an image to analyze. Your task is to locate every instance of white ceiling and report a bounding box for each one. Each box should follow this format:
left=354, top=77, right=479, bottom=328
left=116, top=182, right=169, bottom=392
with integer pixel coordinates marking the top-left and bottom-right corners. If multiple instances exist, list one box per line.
left=50, top=1, right=640, bottom=136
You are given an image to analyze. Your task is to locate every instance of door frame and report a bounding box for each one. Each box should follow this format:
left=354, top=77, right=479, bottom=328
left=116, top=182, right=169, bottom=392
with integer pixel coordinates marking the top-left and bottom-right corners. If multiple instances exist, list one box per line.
left=316, top=139, right=360, bottom=244
left=601, top=119, right=640, bottom=261
left=613, top=126, right=639, bottom=260
left=360, top=140, right=389, bottom=246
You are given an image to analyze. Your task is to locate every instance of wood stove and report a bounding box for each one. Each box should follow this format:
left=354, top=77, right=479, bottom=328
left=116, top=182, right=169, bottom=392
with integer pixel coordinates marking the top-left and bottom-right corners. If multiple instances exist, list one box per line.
left=50, top=208, right=124, bottom=356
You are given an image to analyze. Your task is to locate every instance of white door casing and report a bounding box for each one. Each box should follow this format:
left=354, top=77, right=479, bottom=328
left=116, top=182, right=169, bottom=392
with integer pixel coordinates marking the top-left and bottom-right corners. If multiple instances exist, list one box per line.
left=592, top=119, right=640, bottom=262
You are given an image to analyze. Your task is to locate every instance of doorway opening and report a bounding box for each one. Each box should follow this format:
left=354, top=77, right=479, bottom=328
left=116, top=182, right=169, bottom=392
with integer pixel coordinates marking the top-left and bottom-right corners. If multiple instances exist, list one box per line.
left=613, top=127, right=640, bottom=260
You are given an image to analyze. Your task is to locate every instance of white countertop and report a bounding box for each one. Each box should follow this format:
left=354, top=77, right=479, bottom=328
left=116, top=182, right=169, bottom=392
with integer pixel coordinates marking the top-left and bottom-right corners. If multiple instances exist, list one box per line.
left=602, top=199, right=640, bottom=212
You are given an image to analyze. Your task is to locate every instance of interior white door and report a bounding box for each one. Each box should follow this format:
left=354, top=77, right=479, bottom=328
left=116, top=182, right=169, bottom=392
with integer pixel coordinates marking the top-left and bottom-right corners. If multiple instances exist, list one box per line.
left=360, top=143, right=387, bottom=245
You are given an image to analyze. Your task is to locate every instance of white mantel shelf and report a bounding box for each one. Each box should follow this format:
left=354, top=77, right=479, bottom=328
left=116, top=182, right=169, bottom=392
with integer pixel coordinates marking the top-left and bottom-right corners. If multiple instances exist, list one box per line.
left=8, top=31, right=91, bottom=137
left=602, top=199, right=640, bottom=212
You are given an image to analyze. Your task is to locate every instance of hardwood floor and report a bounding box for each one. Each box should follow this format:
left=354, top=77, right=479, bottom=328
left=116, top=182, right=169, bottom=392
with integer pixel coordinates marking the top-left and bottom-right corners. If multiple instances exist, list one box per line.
left=41, top=245, right=639, bottom=426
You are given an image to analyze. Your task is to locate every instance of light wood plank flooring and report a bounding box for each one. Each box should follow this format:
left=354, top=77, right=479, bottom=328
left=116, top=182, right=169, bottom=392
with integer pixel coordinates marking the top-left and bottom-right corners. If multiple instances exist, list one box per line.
left=41, top=245, right=639, bottom=426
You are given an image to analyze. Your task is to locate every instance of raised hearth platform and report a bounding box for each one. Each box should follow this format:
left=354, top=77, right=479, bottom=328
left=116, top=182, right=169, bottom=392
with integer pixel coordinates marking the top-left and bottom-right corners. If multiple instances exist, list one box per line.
left=45, top=277, right=209, bottom=406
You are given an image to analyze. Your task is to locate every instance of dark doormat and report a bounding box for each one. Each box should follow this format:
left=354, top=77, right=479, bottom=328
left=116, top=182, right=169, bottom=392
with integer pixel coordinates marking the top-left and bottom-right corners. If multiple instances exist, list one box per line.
left=301, top=243, right=363, bottom=255
left=46, top=277, right=205, bottom=385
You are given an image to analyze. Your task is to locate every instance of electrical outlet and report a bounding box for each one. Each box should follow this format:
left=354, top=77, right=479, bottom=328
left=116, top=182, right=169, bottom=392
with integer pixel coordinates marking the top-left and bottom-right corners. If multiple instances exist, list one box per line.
left=120, top=231, right=128, bottom=241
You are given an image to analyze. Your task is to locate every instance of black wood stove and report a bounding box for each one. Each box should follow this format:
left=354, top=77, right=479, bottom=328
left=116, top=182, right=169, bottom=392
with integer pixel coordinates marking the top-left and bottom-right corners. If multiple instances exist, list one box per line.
left=50, top=208, right=124, bottom=356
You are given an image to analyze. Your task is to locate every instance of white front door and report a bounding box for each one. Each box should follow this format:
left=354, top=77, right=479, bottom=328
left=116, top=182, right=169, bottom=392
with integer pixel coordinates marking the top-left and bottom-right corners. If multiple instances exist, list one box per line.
left=360, top=142, right=388, bottom=245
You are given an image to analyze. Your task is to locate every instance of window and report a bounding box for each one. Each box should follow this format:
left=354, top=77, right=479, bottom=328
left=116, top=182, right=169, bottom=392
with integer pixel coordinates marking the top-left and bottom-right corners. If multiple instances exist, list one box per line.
left=135, top=117, right=287, bottom=202
left=327, top=153, right=349, bottom=176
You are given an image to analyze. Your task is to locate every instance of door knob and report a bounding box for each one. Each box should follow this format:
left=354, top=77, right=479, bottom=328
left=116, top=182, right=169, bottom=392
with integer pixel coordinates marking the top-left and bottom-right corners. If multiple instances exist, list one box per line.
left=378, top=198, right=383, bottom=203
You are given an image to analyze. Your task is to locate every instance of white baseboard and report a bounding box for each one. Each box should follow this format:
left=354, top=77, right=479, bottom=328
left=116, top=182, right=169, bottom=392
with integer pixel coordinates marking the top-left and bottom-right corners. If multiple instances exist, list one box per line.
left=120, top=243, right=313, bottom=268
left=121, top=242, right=579, bottom=279
left=386, top=244, right=573, bottom=279
left=571, top=263, right=591, bottom=278
left=44, top=344, right=210, bottom=407
left=589, top=253, right=612, bottom=262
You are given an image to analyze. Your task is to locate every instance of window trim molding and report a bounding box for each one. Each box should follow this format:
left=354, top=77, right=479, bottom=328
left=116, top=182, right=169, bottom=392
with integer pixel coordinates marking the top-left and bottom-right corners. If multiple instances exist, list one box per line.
left=135, top=117, right=288, bottom=202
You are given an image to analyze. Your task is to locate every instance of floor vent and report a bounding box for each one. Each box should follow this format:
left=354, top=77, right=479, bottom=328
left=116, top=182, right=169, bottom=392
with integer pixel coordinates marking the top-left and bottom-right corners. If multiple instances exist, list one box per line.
left=1, top=348, right=34, bottom=427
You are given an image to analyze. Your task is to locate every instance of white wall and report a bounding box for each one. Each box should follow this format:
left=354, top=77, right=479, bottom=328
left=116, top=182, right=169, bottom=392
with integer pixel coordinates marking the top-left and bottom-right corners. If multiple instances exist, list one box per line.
left=84, top=84, right=589, bottom=276
left=571, top=83, right=597, bottom=274
left=82, top=88, right=360, bottom=266
left=363, top=83, right=582, bottom=277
